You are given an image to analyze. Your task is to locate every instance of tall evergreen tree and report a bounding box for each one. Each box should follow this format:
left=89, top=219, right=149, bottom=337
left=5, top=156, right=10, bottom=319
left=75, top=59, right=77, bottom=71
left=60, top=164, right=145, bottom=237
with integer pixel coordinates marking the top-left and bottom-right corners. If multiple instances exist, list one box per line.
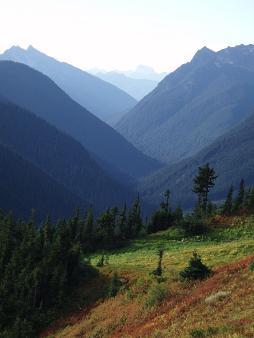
left=126, top=196, right=142, bottom=238
left=233, top=179, right=245, bottom=212
left=249, top=188, right=254, bottom=211
left=116, top=204, right=127, bottom=239
left=222, top=185, right=234, bottom=215
left=80, top=208, right=94, bottom=252
left=148, top=190, right=173, bottom=233
left=244, top=187, right=252, bottom=209
left=192, top=163, right=217, bottom=213
left=160, top=189, right=170, bottom=212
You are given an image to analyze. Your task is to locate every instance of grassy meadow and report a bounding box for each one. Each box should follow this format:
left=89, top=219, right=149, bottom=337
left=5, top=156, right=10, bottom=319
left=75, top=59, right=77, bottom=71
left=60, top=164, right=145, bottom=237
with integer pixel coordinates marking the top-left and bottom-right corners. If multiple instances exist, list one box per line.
left=44, top=216, right=254, bottom=338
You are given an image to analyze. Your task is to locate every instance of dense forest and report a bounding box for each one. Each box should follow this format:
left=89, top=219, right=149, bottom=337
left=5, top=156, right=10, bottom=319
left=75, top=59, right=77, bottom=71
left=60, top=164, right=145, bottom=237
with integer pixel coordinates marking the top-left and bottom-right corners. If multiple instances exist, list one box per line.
left=0, top=197, right=150, bottom=337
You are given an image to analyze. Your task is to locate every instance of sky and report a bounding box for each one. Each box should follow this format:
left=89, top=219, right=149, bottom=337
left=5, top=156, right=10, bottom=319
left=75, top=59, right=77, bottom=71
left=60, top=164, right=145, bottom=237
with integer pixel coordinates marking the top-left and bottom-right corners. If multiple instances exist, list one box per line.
left=0, top=0, right=254, bottom=72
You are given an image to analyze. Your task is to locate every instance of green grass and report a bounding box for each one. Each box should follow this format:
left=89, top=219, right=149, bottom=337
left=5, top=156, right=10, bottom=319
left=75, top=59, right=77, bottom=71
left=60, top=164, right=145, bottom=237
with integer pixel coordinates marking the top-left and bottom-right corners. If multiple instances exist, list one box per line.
left=45, top=216, right=254, bottom=338
left=88, top=216, right=254, bottom=278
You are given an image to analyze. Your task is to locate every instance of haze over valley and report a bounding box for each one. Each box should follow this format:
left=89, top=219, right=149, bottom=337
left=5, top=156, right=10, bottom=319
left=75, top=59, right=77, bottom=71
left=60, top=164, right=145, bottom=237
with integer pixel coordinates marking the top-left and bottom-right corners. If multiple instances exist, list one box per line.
left=1, top=1, right=254, bottom=337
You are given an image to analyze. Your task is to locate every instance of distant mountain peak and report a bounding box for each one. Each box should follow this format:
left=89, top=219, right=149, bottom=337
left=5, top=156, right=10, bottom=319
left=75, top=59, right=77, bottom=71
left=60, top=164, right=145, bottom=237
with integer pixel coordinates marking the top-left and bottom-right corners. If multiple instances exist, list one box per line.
left=27, top=45, right=37, bottom=52
left=192, top=46, right=216, bottom=63
left=0, top=45, right=137, bottom=122
left=4, top=45, right=24, bottom=54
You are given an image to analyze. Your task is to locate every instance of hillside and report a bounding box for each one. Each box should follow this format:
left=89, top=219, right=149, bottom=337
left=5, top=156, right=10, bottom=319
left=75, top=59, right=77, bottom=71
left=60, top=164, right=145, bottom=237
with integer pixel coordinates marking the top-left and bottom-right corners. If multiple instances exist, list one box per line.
left=116, top=44, right=254, bottom=163
left=0, top=100, right=134, bottom=211
left=0, top=61, right=161, bottom=179
left=42, top=216, right=254, bottom=337
left=138, top=110, right=254, bottom=209
left=0, top=142, right=81, bottom=220
left=0, top=46, right=137, bottom=122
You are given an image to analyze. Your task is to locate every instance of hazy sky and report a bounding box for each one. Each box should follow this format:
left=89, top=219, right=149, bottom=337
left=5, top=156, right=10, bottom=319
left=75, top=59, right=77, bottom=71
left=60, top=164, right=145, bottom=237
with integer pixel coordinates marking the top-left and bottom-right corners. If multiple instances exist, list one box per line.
left=0, top=0, right=253, bottom=72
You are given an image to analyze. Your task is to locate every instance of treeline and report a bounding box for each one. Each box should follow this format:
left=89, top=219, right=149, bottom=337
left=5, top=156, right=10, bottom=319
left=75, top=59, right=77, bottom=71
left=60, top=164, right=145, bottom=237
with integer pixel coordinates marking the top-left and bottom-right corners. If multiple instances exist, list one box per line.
left=148, top=164, right=254, bottom=236
left=0, top=211, right=96, bottom=337
left=222, top=179, right=254, bottom=215
left=0, top=198, right=152, bottom=337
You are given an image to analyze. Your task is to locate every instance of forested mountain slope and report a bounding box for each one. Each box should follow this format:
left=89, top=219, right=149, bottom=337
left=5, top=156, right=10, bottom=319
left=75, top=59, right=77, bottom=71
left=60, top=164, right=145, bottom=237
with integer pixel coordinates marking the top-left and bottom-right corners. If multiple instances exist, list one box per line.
left=0, top=61, right=161, bottom=178
left=139, top=110, right=254, bottom=208
left=0, top=100, right=134, bottom=211
left=0, top=142, right=81, bottom=220
left=117, top=44, right=254, bottom=164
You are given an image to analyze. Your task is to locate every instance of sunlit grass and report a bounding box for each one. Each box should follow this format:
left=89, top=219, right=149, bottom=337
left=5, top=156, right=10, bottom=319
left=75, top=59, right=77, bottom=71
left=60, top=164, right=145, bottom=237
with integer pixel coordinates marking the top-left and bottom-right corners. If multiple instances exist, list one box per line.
left=45, top=216, right=254, bottom=338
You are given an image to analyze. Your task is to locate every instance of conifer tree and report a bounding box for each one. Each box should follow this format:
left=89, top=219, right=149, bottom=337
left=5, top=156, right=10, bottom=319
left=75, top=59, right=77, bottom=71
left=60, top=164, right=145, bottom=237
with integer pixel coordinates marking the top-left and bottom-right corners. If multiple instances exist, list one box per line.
left=117, top=204, right=127, bottom=239
left=152, top=248, right=164, bottom=276
left=249, top=188, right=254, bottom=211
left=80, top=208, right=94, bottom=251
left=233, top=179, right=245, bottom=212
left=244, top=187, right=251, bottom=209
left=126, top=196, right=142, bottom=238
left=180, top=251, right=211, bottom=280
left=148, top=190, right=173, bottom=233
left=192, top=163, right=217, bottom=213
left=222, top=185, right=234, bottom=215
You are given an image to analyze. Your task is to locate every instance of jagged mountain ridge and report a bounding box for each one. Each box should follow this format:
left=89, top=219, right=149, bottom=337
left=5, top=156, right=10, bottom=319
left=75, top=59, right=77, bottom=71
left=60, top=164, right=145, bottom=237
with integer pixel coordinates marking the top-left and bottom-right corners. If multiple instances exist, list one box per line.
left=0, top=45, right=137, bottom=122
left=116, top=44, right=254, bottom=164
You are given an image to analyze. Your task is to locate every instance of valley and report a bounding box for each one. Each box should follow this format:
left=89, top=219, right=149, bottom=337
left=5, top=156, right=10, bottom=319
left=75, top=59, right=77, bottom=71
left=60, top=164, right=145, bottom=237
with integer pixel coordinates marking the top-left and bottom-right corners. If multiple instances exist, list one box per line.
left=1, top=3, right=254, bottom=336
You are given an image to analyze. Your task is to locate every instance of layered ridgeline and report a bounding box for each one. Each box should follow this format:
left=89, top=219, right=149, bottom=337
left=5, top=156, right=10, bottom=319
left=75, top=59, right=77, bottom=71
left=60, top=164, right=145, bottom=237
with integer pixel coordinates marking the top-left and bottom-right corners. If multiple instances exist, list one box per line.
left=117, top=44, right=254, bottom=164
left=114, top=65, right=167, bottom=82
left=139, top=110, right=254, bottom=209
left=0, top=100, right=135, bottom=216
left=92, top=72, right=158, bottom=125
left=94, top=71, right=158, bottom=101
left=0, top=61, right=160, bottom=179
left=0, top=142, right=81, bottom=220
left=0, top=45, right=137, bottom=123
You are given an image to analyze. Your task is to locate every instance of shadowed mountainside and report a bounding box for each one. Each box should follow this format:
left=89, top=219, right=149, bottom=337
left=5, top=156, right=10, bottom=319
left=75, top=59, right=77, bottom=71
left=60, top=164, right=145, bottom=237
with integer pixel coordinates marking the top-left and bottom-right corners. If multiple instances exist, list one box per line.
left=117, top=44, right=254, bottom=164
left=0, top=45, right=137, bottom=122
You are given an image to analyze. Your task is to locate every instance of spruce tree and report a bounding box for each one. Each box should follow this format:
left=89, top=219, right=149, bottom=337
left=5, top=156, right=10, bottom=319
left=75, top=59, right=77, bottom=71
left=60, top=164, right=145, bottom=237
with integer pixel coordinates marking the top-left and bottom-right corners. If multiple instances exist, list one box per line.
left=126, top=196, right=142, bottom=238
left=117, top=204, right=127, bottom=239
left=192, top=163, right=217, bottom=213
left=244, top=187, right=251, bottom=209
left=233, top=179, right=245, bottom=212
left=148, top=190, right=172, bottom=233
left=80, top=208, right=94, bottom=252
left=249, top=188, right=254, bottom=211
left=222, top=185, right=234, bottom=215
left=180, top=251, right=211, bottom=280
left=152, top=248, right=164, bottom=276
